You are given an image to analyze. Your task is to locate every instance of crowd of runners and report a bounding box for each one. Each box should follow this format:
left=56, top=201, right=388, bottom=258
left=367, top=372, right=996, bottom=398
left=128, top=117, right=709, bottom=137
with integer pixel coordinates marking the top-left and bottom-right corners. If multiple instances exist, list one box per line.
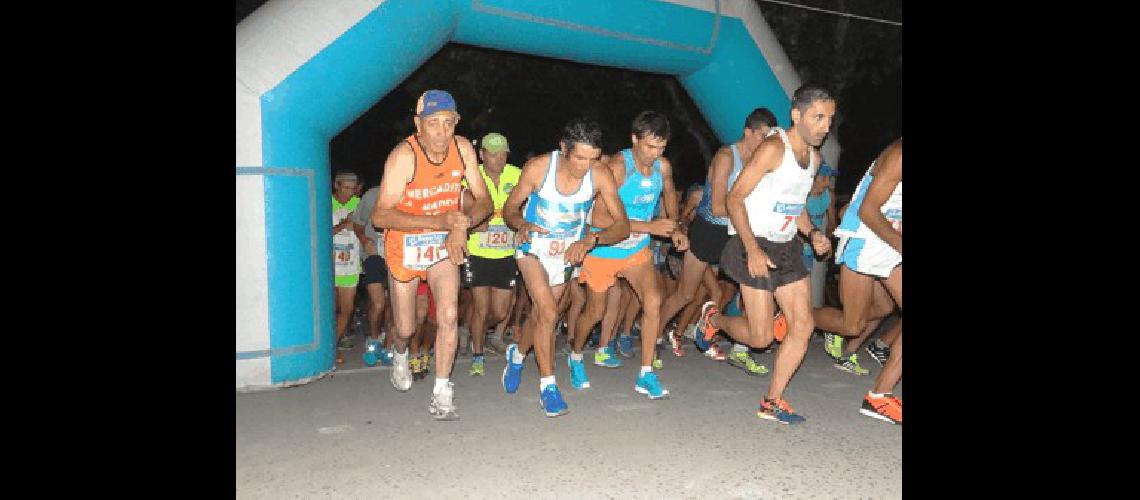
left=328, top=87, right=902, bottom=425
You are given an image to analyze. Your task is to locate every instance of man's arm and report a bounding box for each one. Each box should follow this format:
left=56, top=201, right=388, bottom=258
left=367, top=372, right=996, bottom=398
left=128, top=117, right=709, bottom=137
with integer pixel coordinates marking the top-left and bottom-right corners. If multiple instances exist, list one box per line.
left=372, top=143, right=464, bottom=231
left=456, top=136, right=493, bottom=228
left=501, top=155, right=545, bottom=235
left=826, top=189, right=837, bottom=236
left=657, top=157, right=689, bottom=251
left=681, top=189, right=701, bottom=224
left=589, top=164, right=631, bottom=246
left=858, top=138, right=902, bottom=254
left=707, top=147, right=733, bottom=217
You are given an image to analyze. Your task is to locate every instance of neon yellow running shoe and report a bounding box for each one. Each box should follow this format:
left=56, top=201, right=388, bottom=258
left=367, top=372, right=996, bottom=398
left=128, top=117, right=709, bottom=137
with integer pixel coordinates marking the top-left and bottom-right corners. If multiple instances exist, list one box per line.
left=823, top=332, right=844, bottom=360
left=727, top=350, right=768, bottom=375
left=834, top=353, right=869, bottom=375
left=469, top=355, right=485, bottom=376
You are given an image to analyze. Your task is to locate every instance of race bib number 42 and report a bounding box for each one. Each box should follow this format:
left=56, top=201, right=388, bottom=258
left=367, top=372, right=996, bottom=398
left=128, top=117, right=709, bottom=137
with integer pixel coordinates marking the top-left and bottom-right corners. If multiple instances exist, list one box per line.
left=479, top=224, right=515, bottom=250
left=403, top=232, right=449, bottom=270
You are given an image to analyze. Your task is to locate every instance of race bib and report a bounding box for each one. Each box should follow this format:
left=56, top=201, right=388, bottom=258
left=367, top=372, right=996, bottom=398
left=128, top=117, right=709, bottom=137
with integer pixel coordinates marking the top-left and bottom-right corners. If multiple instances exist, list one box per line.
left=613, top=232, right=650, bottom=250
left=885, top=208, right=902, bottom=234
left=479, top=224, right=515, bottom=250
left=402, top=232, right=449, bottom=270
left=334, top=241, right=359, bottom=274
left=529, top=233, right=578, bottom=260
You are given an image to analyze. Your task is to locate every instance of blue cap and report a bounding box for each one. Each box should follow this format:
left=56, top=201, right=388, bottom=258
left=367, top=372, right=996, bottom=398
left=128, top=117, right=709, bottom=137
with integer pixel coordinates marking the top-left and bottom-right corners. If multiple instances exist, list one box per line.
left=818, top=162, right=838, bottom=177
left=416, top=90, right=457, bottom=117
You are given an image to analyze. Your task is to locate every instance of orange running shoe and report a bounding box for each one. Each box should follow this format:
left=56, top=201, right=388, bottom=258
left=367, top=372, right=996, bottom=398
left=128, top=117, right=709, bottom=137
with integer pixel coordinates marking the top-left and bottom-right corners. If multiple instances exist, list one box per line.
left=757, top=397, right=806, bottom=424
left=859, top=392, right=902, bottom=425
left=696, top=301, right=720, bottom=342
left=772, top=311, right=788, bottom=342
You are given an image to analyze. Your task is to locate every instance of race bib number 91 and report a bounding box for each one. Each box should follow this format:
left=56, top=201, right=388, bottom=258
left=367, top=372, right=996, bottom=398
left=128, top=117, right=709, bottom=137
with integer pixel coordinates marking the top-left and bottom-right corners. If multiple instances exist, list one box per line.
left=403, top=232, right=449, bottom=270
left=530, top=234, right=577, bottom=259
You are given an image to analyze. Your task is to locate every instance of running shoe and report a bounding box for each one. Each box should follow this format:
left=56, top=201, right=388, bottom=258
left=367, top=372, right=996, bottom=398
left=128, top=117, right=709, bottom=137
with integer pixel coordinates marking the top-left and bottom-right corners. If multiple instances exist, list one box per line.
left=757, top=397, right=806, bottom=424
left=616, top=335, right=636, bottom=358
left=823, top=332, right=843, bottom=359
left=634, top=371, right=669, bottom=399
left=539, top=384, right=569, bottom=417
left=772, top=311, right=788, bottom=342
left=410, top=356, right=424, bottom=381
left=594, top=346, right=624, bottom=368
left=727, top=349, right=769, bottom=375
left=362, top=338, right=386, bottom=367
left=501, top=344, right=524, bottom=394
left=568, top=356, right=590, bottom=390
left=469, top=355, right=485, bottom=376
left=390, top=349, right=412, bottom=392
left=428, top=381, right=459, bottom=421
left=682, top=324, right=697, bottom=341
left=865, top=341, right=891, bottom=366
left=695, top=301, right=720, bottom=342
left=859, top=392, right=902, bottom=425
left=703, top=343, right=727, bottom=361
left=834, top=353, right=870, bottom=375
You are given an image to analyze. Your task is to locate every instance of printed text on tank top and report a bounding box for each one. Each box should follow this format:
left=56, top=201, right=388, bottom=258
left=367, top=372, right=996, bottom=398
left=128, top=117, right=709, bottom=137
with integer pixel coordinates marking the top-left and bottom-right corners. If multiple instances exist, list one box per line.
left=397, top=135, right=464, bottom=269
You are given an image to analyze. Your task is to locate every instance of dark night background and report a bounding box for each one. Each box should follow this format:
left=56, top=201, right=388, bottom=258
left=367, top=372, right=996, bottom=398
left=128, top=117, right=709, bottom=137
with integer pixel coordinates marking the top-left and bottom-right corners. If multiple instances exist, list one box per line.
left=236, top=0, right=901, bottom=201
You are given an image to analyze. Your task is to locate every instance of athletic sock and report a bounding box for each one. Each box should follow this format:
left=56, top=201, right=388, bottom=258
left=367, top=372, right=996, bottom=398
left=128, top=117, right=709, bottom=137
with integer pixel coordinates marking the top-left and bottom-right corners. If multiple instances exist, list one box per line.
left=511, top=347, right=526, bottom=364
left=570, top=352, right=584, bottom=362
left=732, top=343, right=749, bottom=354
left=434, top=378, right=449, bottom=394
left=640, top=366, right=652, bottom=376
left=874, top=339, right=889, bottom=349
left=540, top=376, right=555, bottom=390
left=868, top=391, right=889, bottom=398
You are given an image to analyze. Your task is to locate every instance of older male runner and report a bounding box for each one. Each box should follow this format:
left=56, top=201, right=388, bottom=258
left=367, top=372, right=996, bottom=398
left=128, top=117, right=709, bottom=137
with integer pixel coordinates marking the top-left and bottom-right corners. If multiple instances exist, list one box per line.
left=371, top=90, right=492, bottom=420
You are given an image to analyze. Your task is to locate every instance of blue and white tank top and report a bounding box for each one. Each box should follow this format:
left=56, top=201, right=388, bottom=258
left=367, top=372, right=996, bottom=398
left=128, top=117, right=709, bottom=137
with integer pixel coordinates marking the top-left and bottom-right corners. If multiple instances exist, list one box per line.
left=589, top=149, right=663, bottom=259
left=516, top=150, right=594, bottom=259
left=834, top=162, right=902, bottom=240
left=696, top=144, right=745, bottom=226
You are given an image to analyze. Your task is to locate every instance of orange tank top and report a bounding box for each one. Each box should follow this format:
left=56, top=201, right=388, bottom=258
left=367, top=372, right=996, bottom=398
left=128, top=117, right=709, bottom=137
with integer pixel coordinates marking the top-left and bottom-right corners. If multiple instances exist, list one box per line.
left=398, top=134, right=465, bottom=218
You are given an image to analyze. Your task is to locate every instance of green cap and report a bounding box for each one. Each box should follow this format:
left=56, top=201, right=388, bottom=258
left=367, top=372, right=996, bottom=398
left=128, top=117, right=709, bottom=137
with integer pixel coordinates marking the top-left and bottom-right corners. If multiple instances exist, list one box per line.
left=480, top=132, right=510, bottom=153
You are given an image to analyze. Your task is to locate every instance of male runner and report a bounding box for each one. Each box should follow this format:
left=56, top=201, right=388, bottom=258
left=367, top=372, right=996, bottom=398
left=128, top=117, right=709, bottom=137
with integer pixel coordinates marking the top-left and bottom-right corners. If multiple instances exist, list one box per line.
left=695, top=85, right=836, bottom=424
left=572, top=111, right=687, bottom=399
left=354, top=184, right=393, bottom=366
left=332, top=171, right=364, bottom=365
left=658, top=108, right=776, bottom=375
left=460, top=132, right=522, bottom=377
left=371, top=90, right=493, bottom=420
left=500, top=118, right=629, bottom=417
left=814, top=138, right=903, bottom=424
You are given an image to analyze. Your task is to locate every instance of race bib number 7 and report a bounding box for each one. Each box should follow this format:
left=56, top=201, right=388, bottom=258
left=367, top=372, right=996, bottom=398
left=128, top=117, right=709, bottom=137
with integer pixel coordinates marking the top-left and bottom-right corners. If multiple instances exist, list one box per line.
left=403, top=232, right=449, bottom=270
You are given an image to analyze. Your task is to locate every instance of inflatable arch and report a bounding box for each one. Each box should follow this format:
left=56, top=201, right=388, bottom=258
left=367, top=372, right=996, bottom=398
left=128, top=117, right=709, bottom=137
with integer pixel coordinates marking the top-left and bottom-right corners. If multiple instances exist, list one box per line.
left=236, top=0, right=840, bottom=390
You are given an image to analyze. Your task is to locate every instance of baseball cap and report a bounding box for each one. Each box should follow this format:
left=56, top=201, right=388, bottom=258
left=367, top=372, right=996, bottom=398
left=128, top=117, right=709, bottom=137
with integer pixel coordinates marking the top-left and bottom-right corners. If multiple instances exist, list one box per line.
left=415, top=90, right=457, bottom=118
left=334, top=171, right=359, bottom=183
left=480, top=132, right=510, bottom=153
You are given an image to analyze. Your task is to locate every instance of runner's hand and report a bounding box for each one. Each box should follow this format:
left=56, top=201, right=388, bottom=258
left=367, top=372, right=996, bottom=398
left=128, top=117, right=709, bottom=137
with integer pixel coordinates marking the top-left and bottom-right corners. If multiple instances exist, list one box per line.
left=671, top=231, right=689, bottom=252
left=646, top=218, right=678, bottom=237
left=811, top=231, right=831, bottom=256
left=564, top=235, right=595, bottom=265
left=445, top=228, right=467, bottom=265
left=443, top=211, right=471, bottom=231
left=745, top=247, right=776, bottom=279
left=514, top=222, right=548, bottom=246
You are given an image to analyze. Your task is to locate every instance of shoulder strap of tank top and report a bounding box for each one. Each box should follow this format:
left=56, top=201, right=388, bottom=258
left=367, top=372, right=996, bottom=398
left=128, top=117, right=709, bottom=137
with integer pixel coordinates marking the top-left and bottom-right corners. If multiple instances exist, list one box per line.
left=540, top=150, right=557, bottom=194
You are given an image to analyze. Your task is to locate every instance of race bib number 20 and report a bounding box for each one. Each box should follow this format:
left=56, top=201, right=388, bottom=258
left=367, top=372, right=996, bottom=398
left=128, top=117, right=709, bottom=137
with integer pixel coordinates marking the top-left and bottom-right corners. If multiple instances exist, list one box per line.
left=403, top=232, right=449, bottom=270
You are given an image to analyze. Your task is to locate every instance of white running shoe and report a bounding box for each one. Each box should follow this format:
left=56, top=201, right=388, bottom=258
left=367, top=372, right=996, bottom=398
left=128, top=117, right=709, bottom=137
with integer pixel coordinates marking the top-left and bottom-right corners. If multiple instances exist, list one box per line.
left=428, top=381, right=459, bottom=420
left=390, top=349, right=413, bottom=392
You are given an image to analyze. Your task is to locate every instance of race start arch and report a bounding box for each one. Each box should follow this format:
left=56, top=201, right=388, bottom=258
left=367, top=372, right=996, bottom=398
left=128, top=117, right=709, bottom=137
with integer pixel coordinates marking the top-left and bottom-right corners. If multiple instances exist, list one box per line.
left=236, top=0, right=840, bottom=390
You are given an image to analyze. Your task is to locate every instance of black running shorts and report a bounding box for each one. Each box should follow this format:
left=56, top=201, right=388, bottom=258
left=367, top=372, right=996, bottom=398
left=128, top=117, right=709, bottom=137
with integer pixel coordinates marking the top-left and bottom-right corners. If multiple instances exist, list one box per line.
left=362, top=255, right=389, bottom=286
left=719, top=234, right=809, bottom=291
left=462, top=255, right=519, bottom=290
left=688, top=215, right=731, bottom=265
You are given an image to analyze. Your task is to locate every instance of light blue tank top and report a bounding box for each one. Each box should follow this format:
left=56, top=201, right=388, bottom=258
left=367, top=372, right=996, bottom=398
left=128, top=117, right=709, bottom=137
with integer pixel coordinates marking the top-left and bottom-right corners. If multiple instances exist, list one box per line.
left=696, top=144, right=744, bottom=226
left=517, top=150, right=594, bottom=256
left=589, top=149, right=663, bottom=259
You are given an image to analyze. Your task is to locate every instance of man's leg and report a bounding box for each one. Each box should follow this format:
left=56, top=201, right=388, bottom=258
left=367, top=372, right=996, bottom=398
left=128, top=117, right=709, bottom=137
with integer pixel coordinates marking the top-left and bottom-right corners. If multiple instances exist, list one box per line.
left=334, top=285, right=357, bottom=364
left=767, top=278, right=815, bottom=401
left=426, top=261, right=461, bottom=382
left=622, top=260, right=668, bottom=398
left=657, top=251, right=709, bottom=329
left=873, top=265, right=902, bottom=393
left=566, top=278, right=586, bottom=345
left=468, top=286, right=492, bottom=357
left=843, top=281, right=896, bottom=354
left=598, top=282, right=627, bottom=350
left=513, top=257, right=567, bottom=382
left=813, top=265, right=876, bottom=338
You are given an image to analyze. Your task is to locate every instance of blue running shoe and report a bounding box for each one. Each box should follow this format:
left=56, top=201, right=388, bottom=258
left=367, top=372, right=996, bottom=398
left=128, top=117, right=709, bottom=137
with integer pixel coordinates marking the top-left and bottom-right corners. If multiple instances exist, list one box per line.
left=362, top=339, right=384, bottom=367
left=539, top=385, right=569, bottom=417
left=634, top=371, right=669, bottom=399
left=616, top=335, right=635, bottom=358
left=593, top=346, right=624, bottom=368
left=757, top=398, right=807, bottom=425
left=568, top=356, right=590, bottom=390
left=502, top=344, right=524, bottom=394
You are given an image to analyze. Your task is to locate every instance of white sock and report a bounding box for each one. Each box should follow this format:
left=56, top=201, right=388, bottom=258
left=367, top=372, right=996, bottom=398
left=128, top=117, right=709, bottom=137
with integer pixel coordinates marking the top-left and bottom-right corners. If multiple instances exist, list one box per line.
left=511, top=346, right=526, bottom=364
left=393, top=347, right=408, bottom=359
left=640, top=366, right=652, bottom=376
left=732, top=343, right=749, bottom=353
left=570, top=352, right=584, bottom=361
left=434, top=377, right=449, bottom=394
left=868, top=391, right=890, bottom=398
left=540, top=376, right=555, bottom=390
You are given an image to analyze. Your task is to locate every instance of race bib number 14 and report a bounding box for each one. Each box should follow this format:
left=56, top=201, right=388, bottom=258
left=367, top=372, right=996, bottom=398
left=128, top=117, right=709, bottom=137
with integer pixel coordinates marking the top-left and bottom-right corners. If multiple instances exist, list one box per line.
left=403, top=232, right=449, bottom=270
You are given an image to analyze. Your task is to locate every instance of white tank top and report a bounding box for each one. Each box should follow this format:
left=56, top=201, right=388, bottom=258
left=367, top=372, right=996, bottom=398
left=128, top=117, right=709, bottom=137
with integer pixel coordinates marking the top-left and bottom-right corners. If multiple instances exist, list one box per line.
left=834, top=163, right=902, bottom=240
left=729, top=128, right=817, bottom=242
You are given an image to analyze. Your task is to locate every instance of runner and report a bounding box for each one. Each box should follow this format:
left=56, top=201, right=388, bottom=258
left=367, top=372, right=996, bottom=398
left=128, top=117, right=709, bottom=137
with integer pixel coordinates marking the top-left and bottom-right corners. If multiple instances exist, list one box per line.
left=460, top=132, right=522, bottom=377
left=814, top=138, right=903, bottom=424
left=696, top=85, right=837, bottom=424
left=332, top=171, right=364, bottom=366
left=353, top=184, right=394, bottom=367
left=572, top=111, right=687, bottom=399
left=371, top=90, right=493, bottom=420
left=499, top=117, right=629, bottom=417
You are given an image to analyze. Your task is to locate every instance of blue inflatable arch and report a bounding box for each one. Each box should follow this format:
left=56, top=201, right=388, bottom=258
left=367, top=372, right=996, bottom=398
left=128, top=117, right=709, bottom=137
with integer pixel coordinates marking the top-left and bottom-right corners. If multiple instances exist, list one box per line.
left=236, top=0, right=840, bottom=390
